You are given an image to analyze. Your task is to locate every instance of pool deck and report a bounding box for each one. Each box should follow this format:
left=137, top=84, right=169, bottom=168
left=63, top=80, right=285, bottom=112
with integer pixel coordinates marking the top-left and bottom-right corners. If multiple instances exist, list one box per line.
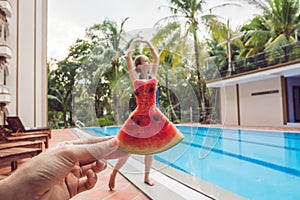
left=1, top=124, right=300, bottom=199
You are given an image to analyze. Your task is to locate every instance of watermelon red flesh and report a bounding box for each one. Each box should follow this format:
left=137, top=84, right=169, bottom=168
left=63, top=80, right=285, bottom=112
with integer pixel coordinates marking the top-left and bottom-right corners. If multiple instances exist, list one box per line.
left=116, top=78, right=184, bottom=154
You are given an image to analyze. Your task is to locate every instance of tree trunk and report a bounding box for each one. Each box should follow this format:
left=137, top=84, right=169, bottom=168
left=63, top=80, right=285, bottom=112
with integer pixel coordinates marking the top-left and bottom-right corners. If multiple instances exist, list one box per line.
left=69, top=111, right=74, bottom=126
left=193, top=30, right=207, bottom=123
left=165, top=71, right=178, bottom=121
left=95, top=96, right=103, bottom=118
left=63, top=110, right=67, bottom=127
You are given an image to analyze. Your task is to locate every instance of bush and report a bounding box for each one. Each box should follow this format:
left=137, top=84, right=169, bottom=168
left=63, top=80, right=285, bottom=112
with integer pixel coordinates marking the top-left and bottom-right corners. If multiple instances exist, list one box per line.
left=97, top=115, right=116, bottom=127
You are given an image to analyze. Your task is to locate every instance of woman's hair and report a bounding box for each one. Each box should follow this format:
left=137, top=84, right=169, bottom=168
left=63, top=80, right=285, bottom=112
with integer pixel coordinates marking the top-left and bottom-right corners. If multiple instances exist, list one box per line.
left=134, top=55, right=148, bottom=73
left=134, top=55, right=144, bottom=67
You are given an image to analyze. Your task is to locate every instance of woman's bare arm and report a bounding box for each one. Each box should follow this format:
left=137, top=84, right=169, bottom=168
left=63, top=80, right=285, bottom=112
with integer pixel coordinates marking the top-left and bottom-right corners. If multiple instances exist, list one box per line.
left=126, top=39, right=142, bottom=84
left=144, top=40, right=159, bottom=77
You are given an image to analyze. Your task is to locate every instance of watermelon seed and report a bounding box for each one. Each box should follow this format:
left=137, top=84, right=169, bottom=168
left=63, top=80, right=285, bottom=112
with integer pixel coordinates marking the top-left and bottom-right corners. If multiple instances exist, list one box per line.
left=148, top=87, right=154, bottom=93
left=134, top=91, right=139, bottom=96
left=153, top=115, right=159, bottom=121
left=136, top=120, right=141, bottom=125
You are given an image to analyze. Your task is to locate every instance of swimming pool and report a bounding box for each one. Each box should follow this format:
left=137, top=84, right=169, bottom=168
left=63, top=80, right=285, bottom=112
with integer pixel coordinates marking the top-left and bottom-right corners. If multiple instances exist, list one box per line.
left=84, top=125, right=300, bottom=199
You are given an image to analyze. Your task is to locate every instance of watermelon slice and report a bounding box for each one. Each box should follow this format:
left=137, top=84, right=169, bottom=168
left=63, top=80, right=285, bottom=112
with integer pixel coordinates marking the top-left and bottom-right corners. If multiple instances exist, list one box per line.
left=116, top=78, right=184, bottom=154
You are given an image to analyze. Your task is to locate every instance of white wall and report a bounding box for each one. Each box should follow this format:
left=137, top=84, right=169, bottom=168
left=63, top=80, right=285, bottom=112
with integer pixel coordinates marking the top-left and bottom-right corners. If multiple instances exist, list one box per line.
left=219, top=77, right=284, bottom=127
left=239, top=77, right=283, bottom=126
left=6, top=0, right=48, bottom=127
left=221, top=84, right=239, bottom=125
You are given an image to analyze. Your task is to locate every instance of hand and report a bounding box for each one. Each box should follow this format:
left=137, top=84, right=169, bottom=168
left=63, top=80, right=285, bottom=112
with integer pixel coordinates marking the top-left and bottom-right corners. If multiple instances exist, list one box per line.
left=134, top=39, right=151, bottom=45
left=0, top=136, right=128, bottom=200
left=128, top=38, right=143, bottom=52
left=132, top=38, right=144, bottom=43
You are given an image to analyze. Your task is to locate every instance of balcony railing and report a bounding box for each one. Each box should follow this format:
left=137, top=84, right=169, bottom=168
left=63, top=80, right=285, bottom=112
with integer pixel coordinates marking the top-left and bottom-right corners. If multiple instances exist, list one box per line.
left=205, top=41, right=300, bottom=82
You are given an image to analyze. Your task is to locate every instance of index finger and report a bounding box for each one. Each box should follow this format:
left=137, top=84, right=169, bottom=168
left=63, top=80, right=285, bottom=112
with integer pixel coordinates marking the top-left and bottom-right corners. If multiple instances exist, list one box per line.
left=68, top=136, right=114, bottom=145
left=67, top=137, right=119, bottom=163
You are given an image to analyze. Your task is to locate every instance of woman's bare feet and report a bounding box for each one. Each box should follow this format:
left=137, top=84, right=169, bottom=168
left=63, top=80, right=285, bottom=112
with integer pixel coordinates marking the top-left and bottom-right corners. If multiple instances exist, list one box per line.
left=108, top=170, right=117, bottom=190
left=144, top=177, right=155, bottom=186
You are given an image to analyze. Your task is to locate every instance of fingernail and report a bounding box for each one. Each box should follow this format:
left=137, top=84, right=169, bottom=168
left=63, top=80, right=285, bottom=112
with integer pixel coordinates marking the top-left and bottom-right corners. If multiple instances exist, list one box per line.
left=102, top=160, right=107, bottom=169
left=109, top=137, right=118, bottom=148
left=93, top=173, right=97, bottom=180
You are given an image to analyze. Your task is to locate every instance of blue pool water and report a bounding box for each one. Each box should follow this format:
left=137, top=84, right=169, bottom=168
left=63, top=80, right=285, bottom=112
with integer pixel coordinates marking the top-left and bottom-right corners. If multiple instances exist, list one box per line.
left=84, top=126, right=300, bottom=199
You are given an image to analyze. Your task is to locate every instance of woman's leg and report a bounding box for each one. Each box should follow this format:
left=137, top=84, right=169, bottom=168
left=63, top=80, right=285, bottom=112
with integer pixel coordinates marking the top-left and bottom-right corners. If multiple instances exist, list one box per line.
left=108, top=155, right=130, bottom=190
left=144, top=154, right=154, bottom=186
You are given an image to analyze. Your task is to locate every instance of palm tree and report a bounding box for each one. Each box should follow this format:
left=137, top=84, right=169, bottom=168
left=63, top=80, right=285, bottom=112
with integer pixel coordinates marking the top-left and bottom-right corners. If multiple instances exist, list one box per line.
left=242, top=0, right=300, bottom=57
left=81, top=18, right=131, bottom=119
left=158, top=0, right=235, bottom=122
left=205, top=19, right=244, bottom=76
left=86, top=17, right=129, bottom=54
left=152, top=22, right=185, bottom=121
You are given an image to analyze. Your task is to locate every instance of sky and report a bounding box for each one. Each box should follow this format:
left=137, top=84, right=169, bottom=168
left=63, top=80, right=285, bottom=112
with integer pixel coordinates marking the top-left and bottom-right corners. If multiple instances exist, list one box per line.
left=48, top=0, right=259, bottom=61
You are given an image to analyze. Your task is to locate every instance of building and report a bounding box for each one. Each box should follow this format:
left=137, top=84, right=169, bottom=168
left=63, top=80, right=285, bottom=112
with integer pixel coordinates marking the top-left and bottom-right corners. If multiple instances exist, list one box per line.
left=0, top=0, right=48, bottom=127
left=206, top=42, right=300, bottom=127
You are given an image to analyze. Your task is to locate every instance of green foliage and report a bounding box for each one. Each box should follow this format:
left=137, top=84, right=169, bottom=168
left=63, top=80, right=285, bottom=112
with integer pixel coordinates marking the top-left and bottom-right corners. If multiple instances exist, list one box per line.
left=48, top=110, right=66, bottom=129
left=48, top=58, right=79, bottom=128
left=205, top=0, right=300, bottom=82
left=173, top=119, right=181, bottom=124
left=162, top=0, right=234, bottom=122
left=97, top=115, right=116, bottom=127
left=205, top=19, right=245, bottom=76
left=48, top=18, right=133, bottom=128
left=241, top=0, right=300, bottom=55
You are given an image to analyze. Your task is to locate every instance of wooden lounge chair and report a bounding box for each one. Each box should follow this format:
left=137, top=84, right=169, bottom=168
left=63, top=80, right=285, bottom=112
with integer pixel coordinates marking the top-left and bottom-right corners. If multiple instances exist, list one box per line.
left=6, top=116, right=51, bottom=138
left=0, top=125, right=49, bottom=149
left=0, top=140, right=43, bottom=150
left=5, top=134, right=49, bottom=149
left=0, top=147, right=42, bottom=171
left=0, top=128, right=44, bottom=173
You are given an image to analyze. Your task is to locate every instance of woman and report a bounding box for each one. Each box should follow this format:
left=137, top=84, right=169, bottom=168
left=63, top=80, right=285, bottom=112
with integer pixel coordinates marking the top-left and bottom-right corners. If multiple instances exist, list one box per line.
left=108, top=38, right=158, bottom=190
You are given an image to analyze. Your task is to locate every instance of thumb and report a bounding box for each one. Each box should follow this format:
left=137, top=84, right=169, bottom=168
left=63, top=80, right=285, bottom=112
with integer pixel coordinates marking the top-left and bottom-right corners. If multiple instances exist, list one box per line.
left=69, top=137, right=119, bottom=162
